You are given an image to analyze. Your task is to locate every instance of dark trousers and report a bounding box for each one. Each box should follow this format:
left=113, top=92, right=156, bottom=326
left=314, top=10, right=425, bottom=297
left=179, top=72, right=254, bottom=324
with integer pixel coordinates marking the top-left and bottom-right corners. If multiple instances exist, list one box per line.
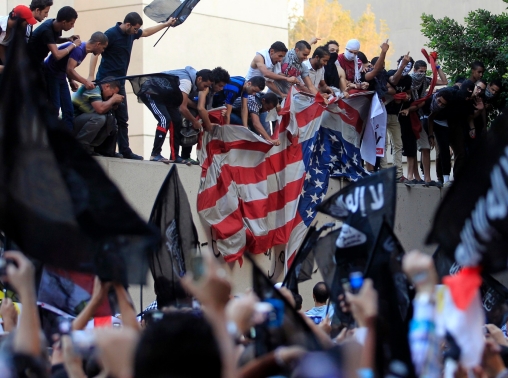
left=114, top=85, right=131, bottom=155
left=434, top=124, right=451, bottom=176
left=449, top=120, right=467, bottom=178
left=45, top=71, right=74, bottom=132
left=400, top=116, right=417, bottom=158
left=141, top=93, right=183, bottom=158
left=73, top=112, right=118, bottom=156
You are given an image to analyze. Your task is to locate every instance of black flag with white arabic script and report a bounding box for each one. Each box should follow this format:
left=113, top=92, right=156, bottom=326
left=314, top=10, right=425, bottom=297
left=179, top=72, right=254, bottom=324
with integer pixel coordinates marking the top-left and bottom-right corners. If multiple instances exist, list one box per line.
left=144, top=0, right=200, bottom=25
left=317, top=167, right=396, bottom=261
left=148, top=165, right=199, bottom=308
left=433, top=247, right=508, bottom=326
left=427, top=112, right=508, bottom=273
left=0, top=23, right=159, bottom=285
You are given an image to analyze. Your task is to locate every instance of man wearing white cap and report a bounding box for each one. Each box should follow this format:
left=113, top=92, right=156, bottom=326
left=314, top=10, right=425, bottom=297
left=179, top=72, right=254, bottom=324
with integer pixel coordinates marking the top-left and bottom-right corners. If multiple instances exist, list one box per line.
left=336, top=39, right=364, bottom=85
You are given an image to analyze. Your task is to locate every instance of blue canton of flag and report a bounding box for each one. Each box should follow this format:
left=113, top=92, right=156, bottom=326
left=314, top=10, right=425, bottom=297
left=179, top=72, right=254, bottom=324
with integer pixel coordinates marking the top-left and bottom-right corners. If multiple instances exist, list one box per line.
left=297, top=125, right=369, bottom=227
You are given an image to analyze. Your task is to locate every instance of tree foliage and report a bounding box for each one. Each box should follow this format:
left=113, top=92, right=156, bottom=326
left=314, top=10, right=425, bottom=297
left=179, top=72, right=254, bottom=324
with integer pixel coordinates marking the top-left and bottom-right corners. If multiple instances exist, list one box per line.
left=289, top=0, right=390, bottom=64
left=421, top=6, right=508, bottom=100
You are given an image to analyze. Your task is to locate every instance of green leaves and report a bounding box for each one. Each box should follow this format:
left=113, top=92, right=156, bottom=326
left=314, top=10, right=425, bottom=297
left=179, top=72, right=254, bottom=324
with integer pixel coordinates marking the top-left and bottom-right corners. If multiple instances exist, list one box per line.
left=421, top=6, right=508, bottom=106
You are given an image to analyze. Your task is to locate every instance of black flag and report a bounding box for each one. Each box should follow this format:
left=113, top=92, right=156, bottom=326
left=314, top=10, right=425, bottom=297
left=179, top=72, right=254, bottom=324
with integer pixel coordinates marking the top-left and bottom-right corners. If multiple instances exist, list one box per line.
left=366, top=221, right=415, bottom=378
left=247, top=255, right=321, bottom=356
left=148, top=165, right=199, bottom=308
left=144, top=0, right=200, bottom=25
left=282, top=223, right=334, bottom=295
left=317, top=167, right=396, bottom=262
left=0, top=23, right=158, bottom=285
left=427, top=113, right=508, bottom=274
left=433, top=248, right=508, bottom=326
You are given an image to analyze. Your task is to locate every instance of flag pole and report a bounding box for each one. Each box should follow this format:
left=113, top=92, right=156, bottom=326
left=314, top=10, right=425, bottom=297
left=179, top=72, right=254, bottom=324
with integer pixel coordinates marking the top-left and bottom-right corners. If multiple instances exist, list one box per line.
left=140, top=283, right=143, bottom=312
left=153, top=27, right=169, bottom=47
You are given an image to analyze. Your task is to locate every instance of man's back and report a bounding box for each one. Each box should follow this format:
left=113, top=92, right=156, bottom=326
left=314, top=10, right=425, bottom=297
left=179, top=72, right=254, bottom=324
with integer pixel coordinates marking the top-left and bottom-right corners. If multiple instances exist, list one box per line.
left=28, top=18, right=60, bottom=64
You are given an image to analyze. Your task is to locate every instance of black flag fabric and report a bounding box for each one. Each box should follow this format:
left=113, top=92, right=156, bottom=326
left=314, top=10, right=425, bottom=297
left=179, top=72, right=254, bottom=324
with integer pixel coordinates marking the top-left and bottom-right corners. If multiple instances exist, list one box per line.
left=247, top=254, right=321, bottom=356
left=148, top=165, right=199, bottom=308
left=144, top=0, right=200, bottom=26
left=433, top=248, right=508, bottom=326
left=317, top=167, right=397, bottom=262
left=98, top=73, right=182, bottom=107
left=365, top=221, right=415, bottom=378
left=427, top=113, right=508, bottom=274
left=282, top=223, right=335, bottom=295
left=0, top=23, right=159, bottom=285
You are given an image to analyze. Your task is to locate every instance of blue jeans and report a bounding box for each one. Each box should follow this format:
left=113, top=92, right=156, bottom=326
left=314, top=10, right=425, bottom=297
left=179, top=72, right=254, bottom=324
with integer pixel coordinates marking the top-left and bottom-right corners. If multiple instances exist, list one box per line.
left=45, top=71, right=74, bottom=132
left=229, top=112, right=243, bottom=125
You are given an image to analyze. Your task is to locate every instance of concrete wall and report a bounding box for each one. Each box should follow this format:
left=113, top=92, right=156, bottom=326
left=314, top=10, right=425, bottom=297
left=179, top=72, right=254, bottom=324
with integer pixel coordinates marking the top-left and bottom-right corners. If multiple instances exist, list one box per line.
left=96, top=157, right=444, bottom=312
left=336, top=0, right=507, bottom=67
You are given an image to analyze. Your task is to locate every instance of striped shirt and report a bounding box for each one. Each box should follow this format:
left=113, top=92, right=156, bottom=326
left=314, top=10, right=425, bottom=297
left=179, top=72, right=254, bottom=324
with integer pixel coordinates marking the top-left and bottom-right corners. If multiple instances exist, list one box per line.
left=223, top=76, right=249, bottom=105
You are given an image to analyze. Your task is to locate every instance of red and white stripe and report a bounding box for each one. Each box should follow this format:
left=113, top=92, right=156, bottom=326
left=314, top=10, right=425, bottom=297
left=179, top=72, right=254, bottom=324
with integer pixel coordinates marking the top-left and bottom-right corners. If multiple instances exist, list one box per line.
left=197, top=89, right=331, bottom=263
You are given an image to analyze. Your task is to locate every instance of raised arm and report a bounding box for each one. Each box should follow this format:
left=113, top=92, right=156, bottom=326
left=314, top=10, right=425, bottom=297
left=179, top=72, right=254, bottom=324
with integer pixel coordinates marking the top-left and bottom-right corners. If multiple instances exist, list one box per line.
left=3, top=251, right=41, bottom=357
left=365, top=40, right=389, bottom=82
left=390, top=52, right=411, bottom=86
left=436, top=65, right=448, bottom=86
left=141, top=17, right=176, bottom=38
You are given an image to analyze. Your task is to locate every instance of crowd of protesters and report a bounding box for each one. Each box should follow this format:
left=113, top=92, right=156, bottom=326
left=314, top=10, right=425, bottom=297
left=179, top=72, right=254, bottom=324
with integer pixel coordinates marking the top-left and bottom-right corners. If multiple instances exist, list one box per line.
left=0, top=2, right=504, bottom=176
left=1, top=247, right=508, bottom=378
left=2, top=2, right=508, bottom=378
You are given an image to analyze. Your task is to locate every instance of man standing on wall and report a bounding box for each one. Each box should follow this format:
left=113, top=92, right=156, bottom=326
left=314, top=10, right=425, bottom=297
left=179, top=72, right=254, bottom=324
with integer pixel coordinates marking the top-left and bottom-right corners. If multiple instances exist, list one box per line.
left=88, top=12, right=176, bottom=160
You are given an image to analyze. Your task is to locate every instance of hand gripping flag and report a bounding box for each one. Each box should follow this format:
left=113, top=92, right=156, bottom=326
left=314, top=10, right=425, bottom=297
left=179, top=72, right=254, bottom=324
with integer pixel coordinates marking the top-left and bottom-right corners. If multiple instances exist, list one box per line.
left=197, top=89, right=331, bottom=264
left=0, top=23, right=159, bottom=285
left=285, top=91, right=372, bottom=268
left=148, top=165, right=199, bottom=308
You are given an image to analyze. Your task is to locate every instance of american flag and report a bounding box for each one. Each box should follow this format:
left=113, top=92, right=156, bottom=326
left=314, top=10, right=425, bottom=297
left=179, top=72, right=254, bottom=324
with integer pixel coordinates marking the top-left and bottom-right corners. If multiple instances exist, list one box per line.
left=197, top=89, right=375, bottom=265
left=285, top=93, right=373, bottom=267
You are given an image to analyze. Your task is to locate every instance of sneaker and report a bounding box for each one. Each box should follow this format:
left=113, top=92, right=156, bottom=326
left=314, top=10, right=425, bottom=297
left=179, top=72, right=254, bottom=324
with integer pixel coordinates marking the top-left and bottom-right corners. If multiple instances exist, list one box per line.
left=174, top=156, right=192, bottom=166
left=150, top=154, right=169, bottom=163
left=396, top=175, right=407, bottom=183
left=123, top=151, right=143, bottom=160
left=404, top=179, right=417, bottom=187
left=424, top=180, right=443, bottom=188
left=186, top=158, right=199, bottom=166
left=443, top=181, right=453, bottom=188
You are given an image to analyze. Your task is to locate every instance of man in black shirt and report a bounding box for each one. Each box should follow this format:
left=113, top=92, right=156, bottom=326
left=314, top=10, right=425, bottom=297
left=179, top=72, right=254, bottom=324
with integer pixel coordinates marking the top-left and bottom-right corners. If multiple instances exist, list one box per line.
left=88, top=12, right=177, bottom=160
left=28, top=6, right=80, bottom=67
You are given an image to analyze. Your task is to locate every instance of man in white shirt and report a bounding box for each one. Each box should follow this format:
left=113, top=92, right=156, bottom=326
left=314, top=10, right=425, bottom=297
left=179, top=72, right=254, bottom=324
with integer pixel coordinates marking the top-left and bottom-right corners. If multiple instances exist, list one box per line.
left=302, top=46, right=333, bottom=95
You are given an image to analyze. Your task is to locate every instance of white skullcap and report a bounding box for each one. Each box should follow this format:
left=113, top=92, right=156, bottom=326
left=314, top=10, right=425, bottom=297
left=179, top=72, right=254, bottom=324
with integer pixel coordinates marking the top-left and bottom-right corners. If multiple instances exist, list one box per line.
left=346, top=39, right=361, bottom=50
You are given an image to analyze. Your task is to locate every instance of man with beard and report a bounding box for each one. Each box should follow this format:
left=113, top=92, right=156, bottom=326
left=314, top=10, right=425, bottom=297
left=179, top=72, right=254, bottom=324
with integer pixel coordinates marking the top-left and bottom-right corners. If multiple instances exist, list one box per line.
left=27, top=0, right=53, bottom=41
left=322, top=40, right=350, bottom=96
left=88, top=12, right=177, bottom=160
left=302, top=47, right=333, bottom=94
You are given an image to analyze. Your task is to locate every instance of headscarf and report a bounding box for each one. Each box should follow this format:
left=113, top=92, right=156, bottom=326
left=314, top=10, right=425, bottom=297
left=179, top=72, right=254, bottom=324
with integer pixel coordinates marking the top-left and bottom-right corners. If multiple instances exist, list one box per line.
left=345, top=39, right=362, bottom=83
left=410, top=72, right=428, bottom=101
